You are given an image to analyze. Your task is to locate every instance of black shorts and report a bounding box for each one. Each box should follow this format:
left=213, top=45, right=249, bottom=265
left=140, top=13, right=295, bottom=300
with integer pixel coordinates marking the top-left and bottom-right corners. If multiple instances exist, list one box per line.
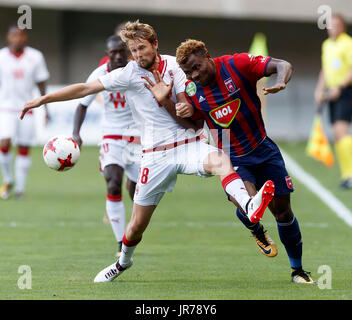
left=329, top=85, right=352, bottom=124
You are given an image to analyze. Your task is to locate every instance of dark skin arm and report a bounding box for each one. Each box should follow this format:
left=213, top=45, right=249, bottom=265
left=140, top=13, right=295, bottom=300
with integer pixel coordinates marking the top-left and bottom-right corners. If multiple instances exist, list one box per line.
left=262, top=58, right=293, bottom=95
left=72, top=104, right=88, bottom=148
left=37, top=81, right=50, bottom=125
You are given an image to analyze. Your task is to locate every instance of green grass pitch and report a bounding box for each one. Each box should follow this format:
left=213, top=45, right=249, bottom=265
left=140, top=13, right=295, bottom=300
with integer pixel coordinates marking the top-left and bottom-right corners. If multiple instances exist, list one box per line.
left=0, top=143, right=351, bottom=300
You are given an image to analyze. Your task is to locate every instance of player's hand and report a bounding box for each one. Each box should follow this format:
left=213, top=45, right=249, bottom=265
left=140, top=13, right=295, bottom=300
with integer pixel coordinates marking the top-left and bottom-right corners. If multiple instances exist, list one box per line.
left=143, top=70, right=174, bottom=106
left=20, top=97, right=43, bottom=120
left=327, top=87, right=341, bottom=102
left=72, top=133, right=83, bottom=149
left=262, top=82, right=286, bottom=95
left=176, top=102, right=194, bottom=118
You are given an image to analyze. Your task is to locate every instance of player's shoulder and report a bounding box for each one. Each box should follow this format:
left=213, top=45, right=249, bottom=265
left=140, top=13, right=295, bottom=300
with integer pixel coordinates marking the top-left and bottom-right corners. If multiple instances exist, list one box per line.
left=25, top=46, right=45, bottom=58
left=160, top=54, right=178, bottom=67
left=119, top=59, right=137, bottom=74
left=214, top=53, right=251, bottom=68
left=340, top=33, right=352, bottom=47
left=322, top=37, right=332, bottom=50
left=92, top=63, right=110, bottom=77
left=0, top=47, right=8, bottom=57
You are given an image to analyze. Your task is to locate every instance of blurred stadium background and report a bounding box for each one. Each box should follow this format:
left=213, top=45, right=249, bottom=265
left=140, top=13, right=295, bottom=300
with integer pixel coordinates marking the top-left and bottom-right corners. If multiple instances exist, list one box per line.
left=1, top=0, right=352, bottom=143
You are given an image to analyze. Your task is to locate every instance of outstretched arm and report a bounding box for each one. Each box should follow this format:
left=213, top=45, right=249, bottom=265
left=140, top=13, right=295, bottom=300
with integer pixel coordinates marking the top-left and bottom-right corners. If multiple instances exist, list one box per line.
left=20, top=79, right=104, bottom=119
left=262, top=58, right=293, bottom=95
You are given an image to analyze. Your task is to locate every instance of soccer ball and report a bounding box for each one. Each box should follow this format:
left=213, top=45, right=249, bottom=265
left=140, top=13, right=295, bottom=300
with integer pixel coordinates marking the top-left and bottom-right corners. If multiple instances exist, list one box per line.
left=43, top=135, right=80, bottom=171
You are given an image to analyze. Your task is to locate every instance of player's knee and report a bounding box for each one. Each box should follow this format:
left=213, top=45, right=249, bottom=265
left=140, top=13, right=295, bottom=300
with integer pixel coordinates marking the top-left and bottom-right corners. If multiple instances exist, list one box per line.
left=205, top=151, right=232, bottom=176
left=272, top=206, right=293, bottom=222
left=106, top=178, right=122, bottom=195
left=128, top=220, right=145, bottom=238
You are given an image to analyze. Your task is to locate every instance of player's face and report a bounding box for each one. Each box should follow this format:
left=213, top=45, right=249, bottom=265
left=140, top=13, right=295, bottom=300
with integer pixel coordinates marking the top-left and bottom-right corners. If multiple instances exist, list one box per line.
left=106, top=41, right=129, bottom=70
left=127, top=38, right=158, bottom=70
left=7, top=27, right=27, bottom=51
left=328, top=16, right=346, bottom=39
left=181, top=54, right=215, bottom=86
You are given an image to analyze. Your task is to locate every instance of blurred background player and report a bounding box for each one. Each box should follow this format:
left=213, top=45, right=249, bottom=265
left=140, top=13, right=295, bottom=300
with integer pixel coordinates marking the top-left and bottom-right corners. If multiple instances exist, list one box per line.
left=73, top=35, right=141, bottom=257
left=314, top=13, right=352, bottom=189
left=0, top=24, right=49, bottom=200
left=99, top=21, right=129, bottom=66
left=176, top=39, right=314, bottom=284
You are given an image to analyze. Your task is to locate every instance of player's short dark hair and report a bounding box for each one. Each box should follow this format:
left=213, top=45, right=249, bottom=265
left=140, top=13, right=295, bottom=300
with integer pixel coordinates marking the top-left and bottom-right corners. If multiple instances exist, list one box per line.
left=176, top=39, right=208, bottom=65
left=106, top=35, right=124, bottom=47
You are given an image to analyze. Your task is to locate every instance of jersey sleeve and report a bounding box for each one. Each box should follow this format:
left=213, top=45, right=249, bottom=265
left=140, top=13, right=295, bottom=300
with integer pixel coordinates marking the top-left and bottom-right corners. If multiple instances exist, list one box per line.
left=234, top=52, right=271, bottom=82
left=173, top=65, right=187, bottom=95
left=34, top=51, right=50, bottom=83
left=79, top=68, right=101, bottom=107
left=98, top=66, right=129, bottom=93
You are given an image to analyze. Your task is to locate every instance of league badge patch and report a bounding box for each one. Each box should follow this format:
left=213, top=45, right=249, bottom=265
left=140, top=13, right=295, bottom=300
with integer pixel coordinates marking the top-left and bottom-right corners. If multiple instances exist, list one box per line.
left=224, top=78, right=236, bottom=93
left=285, top=176, right=293, bottom=190
left=185, top=81, right=197, bottom=97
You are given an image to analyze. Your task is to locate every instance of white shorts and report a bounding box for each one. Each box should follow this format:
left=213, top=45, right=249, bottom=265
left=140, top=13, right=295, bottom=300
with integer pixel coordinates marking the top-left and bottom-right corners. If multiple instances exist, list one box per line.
left=0, top=110, right=35, bottom=145
left=134, top=139, right=220, bottom=206
left=99, top=138, right=141, bottom=183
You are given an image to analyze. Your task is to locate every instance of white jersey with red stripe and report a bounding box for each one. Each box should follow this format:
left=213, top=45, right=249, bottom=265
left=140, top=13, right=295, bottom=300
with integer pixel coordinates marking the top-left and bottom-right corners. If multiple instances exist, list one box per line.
left=80, top=62, right=139, bottom=138
left=98, top=54, right=198, bottom=150
left=0, top=46, right=49, bottom=112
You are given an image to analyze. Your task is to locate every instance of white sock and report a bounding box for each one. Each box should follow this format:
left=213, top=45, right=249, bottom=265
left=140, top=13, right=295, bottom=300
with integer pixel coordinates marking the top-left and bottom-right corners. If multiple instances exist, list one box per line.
left=14, top=155, right=31, bottom=193
left=0, top=151, right=13, bottom=184
left=222, top=172, right=251, bottom=213
left=119, top=234, right=142, bottom=267
left=106, top=194, right=126, bottom=243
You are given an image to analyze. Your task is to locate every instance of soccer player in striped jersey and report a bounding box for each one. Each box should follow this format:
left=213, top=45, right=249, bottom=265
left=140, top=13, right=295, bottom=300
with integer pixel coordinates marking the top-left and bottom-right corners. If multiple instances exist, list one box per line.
left=20, top=21, right=275, bottom=283
left=175, top=39, right=314, bottom=284
left=72, top=35, right=141, bottom=257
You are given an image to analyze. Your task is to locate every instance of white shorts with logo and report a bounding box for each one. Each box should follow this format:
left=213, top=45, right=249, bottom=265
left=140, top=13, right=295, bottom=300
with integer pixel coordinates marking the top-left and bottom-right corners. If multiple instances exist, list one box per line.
left=134, top=139, right=220, bottom=206
left=99, top=138, right=141, bottom=183
left=0, top=110, right=35, bottom=145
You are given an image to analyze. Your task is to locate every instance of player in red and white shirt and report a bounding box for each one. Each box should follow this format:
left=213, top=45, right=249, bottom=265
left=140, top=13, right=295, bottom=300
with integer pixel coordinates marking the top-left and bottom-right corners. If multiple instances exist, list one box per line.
left=72, top=35, right=141, bottom=257
left=0, top=25, right=49, bottom=200
left=20, top=21, right=275, bottom=282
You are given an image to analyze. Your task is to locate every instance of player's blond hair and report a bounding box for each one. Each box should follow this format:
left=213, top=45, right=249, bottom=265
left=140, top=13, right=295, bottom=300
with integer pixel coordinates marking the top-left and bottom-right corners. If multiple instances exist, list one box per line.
left=176, top=39, right=209, bottom=65
left=120, top=20, right=158, bottom=44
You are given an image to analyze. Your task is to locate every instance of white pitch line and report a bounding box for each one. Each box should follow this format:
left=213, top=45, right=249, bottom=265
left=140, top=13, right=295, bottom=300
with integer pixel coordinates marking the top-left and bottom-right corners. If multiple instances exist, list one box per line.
left=281, top=149, right=352, bottom=227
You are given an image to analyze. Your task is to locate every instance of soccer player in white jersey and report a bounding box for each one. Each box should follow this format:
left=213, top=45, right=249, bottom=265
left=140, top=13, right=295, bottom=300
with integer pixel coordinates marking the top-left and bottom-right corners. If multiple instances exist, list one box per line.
left=0, top=24, right=50, bottom=200
left=72, top=35, right=141, bottom=257
left=20, top=20, right=275, bottom=282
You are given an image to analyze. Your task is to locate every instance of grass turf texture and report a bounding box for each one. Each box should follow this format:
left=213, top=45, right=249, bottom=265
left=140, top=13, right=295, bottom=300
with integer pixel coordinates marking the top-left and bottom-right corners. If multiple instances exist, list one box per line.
left=0, top=143, right=351, bottom=300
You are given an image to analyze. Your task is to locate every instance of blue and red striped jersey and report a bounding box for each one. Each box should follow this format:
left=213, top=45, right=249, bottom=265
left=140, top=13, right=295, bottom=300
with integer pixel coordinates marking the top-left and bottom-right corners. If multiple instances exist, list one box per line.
left=185, top=53, right=271, bottom=158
